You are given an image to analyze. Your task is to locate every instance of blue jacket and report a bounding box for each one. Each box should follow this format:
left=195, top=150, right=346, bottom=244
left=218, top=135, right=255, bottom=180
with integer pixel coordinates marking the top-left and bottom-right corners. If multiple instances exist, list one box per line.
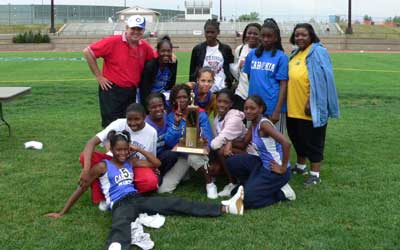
left=164, top=109, right=213, bottom=148
left=290, top=43, right=340, bottom=127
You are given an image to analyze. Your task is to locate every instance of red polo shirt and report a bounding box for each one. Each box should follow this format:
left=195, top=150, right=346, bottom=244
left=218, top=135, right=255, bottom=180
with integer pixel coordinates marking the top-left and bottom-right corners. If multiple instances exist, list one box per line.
left=89, top=34, right=156, bottom=88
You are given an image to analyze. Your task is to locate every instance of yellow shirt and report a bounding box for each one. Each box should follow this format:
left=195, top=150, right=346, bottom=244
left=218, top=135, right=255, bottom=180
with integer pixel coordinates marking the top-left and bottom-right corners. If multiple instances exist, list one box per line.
left=287, top=45, right=312, bottom=121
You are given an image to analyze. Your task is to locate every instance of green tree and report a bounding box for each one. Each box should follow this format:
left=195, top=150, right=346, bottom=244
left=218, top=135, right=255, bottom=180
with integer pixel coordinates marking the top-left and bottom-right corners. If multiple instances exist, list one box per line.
left=238, top=12, right=259, bottom=21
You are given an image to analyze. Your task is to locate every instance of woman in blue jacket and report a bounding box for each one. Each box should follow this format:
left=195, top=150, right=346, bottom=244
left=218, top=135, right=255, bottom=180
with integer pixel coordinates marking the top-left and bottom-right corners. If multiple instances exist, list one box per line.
left=287, top=23, right=339, bottom=187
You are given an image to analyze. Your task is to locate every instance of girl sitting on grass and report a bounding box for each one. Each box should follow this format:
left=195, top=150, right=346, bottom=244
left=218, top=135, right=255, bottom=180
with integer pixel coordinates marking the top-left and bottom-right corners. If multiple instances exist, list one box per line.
left=78, top=103, right=159, bottom=211
left=144, top=93, right=179, bottom=181
left=223, top=95, right=295, bottom=208
left=46, top=130, right=244, bottom=250
left=209, top=88, right=247, bottom=197
left=158, top=84, right=217, bottom=199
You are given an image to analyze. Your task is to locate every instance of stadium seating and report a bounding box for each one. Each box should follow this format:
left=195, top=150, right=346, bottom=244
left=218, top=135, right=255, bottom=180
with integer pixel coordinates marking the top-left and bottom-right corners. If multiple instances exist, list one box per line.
left=59, top=20, right=341, bottom=37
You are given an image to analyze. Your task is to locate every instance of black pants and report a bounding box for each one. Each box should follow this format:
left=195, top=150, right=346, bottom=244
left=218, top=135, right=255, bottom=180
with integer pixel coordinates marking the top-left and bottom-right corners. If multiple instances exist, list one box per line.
left=99, top=85, right=136, bottom=128
left=226, top=154, right=288, bottom=208
left=105, top=194, right=221, bottom=250
left=286, top=117, right=327, bottom=163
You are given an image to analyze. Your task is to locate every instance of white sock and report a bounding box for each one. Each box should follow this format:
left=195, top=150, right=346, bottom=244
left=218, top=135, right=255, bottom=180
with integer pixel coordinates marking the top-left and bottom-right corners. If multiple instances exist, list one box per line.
left=310, top=171, right=320, bottom=178
left=296, top=163, right=307, bottom=170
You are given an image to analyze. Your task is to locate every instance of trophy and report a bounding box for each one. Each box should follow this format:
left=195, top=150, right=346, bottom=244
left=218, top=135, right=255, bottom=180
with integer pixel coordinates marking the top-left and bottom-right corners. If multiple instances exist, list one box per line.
left=173, top=91, right=208, bottom=155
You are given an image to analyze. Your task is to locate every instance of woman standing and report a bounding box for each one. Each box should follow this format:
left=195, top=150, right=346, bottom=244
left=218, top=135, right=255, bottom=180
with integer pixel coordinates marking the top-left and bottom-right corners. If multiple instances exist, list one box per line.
left=230, top=23, right=261, bottom=111
left=189, top=19, right=234, bottom=92
left=243, top=19, right=288, bottom=133
left=140, top=36, right=177, bottom=105
left=287, top=23, right=339, bottom=187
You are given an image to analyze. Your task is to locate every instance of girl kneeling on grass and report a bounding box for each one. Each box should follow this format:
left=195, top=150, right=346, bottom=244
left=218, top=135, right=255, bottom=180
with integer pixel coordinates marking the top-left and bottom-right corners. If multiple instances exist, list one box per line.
left=186, top=67, right=217, bottom=117
left=209, top=88, right=247, bottom=197
left=79, top=103, right=159, bottom=211
left=223, top=95, right=295, bottom=208
left=46, top=130, right=244, bottom=250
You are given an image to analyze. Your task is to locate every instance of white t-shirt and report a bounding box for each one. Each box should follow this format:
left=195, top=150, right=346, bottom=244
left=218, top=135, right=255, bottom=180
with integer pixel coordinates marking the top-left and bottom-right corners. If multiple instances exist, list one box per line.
left=231, top=44, right=251, bottom=100
left=96, top=119, right=157, bottom=160
left=203, top=44, right=226, bottom=93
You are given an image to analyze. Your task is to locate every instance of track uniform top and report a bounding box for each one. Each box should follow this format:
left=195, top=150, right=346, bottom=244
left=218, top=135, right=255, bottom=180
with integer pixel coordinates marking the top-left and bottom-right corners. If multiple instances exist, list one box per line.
left=99, top=159, right=137, bottom=209
left=251, top=118, right=284, bottom=170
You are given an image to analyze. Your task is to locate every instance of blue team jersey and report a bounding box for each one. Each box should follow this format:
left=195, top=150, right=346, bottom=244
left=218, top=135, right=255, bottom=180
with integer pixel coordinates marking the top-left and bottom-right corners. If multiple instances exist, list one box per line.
left=152, top=67, right=171, bottom=93
left=145, top=113, right=168, bottom=155
left=251, top=118, right=285, bottom=171
left=99, top=159, right=137, bottom=209
left=243, top=49, right=288, bottom=115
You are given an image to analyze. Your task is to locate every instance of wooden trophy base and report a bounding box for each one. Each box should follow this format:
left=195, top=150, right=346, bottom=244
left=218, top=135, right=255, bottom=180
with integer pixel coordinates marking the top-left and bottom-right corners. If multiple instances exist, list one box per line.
left=173, top=145, right=208, bottom=155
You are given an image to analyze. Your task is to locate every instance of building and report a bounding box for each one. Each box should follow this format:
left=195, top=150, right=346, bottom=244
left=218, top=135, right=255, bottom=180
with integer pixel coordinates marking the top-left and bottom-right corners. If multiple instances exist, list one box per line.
left=117, top=6, right=160, bottom=23
left=184, top=0, right=212, bottom=21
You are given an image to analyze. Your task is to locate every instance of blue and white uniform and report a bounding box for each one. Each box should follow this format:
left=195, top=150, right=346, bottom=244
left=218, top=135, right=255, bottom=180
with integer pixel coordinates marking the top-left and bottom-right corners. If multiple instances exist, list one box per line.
left=251, top=118, right=284, bottom=170
left=225, top=117, right=290, bottom=208
left=145, top=113, right=168, bottom=155
left=99, top=159, right=137, bottom=210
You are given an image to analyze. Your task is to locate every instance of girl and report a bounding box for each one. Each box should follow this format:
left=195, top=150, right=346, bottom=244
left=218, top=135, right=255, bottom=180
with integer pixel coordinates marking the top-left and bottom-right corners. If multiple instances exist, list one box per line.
left=46, top=130, right=244, bottom=250
left=186, top=67, right=217, bottom=117
left=190, top=19, right=234, bottom=92
left=144, top=93, right=179, bottom=178
left=158, top=84, right=217, bottom=199
left=223, top=95, right=295, bottom=208
left=140, top=35, right=177, bottom=105
left=79, top=103, right=159, bottom=211
left=230, top=23, right=261, bottom=111
left=243, top=18, right=288, bottom=133
left=287, top=23, right=339, bottom=187
left=210, top=88, right=247, bottom=197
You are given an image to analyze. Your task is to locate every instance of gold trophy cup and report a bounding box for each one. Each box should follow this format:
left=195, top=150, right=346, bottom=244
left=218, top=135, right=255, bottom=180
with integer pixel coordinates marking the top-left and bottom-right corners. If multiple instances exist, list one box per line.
left=173, top=91, right=208, bottom=155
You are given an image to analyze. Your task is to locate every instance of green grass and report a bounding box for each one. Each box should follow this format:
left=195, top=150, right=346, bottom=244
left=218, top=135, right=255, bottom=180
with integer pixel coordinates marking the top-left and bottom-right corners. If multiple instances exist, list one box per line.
left=0, top=24, right=63, bottom=34
left=0, top=51, right=400, bottom=250
left=339, top=23, right=400, bottom=39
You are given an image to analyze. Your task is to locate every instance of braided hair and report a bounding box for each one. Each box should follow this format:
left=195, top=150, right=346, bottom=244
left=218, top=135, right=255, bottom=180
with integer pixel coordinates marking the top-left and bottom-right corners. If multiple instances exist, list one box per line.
left=156, top=35, right=173, bottom=51
left=255, top=18, right=284, bottom=58
left=204, top=18, right=220, bottom=32
left=107, top=130, right=131, bottom=149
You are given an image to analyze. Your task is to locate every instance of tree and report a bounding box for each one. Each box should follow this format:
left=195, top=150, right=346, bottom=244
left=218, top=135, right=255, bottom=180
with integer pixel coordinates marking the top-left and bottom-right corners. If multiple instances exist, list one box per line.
left=237, top=12, right=259, bottom=22
left=363, top=14, right=372, bottom=22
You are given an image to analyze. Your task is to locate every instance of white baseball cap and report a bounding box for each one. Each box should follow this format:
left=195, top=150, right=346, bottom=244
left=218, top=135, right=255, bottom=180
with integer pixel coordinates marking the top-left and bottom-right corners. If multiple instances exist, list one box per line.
left=127, top=15, right=146, bottom=29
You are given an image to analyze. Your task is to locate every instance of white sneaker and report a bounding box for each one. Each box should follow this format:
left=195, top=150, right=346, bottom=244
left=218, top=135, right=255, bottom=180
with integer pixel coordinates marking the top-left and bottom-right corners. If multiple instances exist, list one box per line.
left=218, top=183, right=237, bottom=197
left=132, top=233, right=154, bottom=250
left=131, top=220, right=155, bottom=250
left=206, top=182, right=218, bottom=199
left=98, top=200, right=108, bottom=212
left=222, top=185, right=244, bottom=215
left=108, top=242, right=121, bottom=250
left=281, top=183, right=296, bottom=201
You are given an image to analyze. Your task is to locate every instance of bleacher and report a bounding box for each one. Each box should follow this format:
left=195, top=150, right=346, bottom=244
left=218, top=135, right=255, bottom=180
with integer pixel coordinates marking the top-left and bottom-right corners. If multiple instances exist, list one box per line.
left=59, top=20, right=341, bottom=37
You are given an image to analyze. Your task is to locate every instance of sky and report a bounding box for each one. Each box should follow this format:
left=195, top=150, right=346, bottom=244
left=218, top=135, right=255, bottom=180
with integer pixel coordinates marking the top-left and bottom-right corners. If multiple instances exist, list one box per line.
left=6, top=0, right=400, bottom=20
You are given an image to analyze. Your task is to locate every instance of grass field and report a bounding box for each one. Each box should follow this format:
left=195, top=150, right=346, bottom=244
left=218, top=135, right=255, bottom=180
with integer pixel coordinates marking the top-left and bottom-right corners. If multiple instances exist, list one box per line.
left=0, top=51, right=400, bottom=250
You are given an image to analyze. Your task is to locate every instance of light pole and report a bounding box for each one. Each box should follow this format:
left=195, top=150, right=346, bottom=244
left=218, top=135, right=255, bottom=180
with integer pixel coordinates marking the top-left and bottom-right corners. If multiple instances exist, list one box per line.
left=50, top=0, right=56, bottom=33
left=345, top=0, right=353, bottom=34
left=220, top=0, right=222, bottom=21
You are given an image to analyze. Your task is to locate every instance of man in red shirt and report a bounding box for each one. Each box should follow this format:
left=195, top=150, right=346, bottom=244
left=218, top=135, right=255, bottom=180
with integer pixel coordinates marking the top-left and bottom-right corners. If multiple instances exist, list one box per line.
left=83, top=15, right=156, bottom=127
